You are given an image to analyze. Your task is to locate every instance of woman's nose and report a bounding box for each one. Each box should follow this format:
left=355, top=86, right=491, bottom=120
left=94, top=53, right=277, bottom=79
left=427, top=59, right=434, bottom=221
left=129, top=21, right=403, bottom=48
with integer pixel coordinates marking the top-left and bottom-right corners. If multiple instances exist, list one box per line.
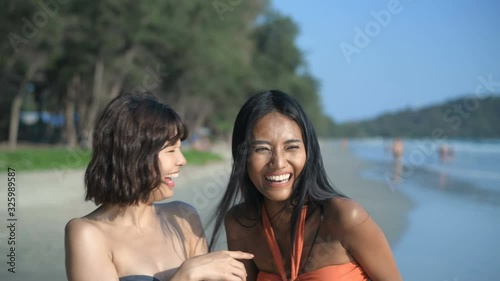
left=269, top=150, right=287, bottom=169
left=177, top=151, right=187, bottom=166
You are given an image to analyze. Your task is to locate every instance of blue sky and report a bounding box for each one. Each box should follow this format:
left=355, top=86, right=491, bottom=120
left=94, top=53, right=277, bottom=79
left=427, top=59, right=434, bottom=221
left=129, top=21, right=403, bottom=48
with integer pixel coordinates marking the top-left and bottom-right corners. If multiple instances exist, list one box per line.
left=272, top=0, right=500, bottom=122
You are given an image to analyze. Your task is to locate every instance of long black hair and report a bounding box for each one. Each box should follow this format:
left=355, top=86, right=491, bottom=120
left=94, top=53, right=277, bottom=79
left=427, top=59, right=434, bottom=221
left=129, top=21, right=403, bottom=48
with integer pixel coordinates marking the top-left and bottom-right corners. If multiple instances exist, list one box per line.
left=209, top=90, right=345, bottom=251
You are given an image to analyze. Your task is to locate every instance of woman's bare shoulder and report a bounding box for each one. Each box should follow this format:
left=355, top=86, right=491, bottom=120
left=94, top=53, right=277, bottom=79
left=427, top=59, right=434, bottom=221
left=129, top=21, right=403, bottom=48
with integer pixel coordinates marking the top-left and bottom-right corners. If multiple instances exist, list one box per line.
left=65, top=217, right=107, bottom=247
left=225, top=203, right=259, bottom=240
left=155, top=201, right=204, bottom=236
left=225, top=203, right=258, bottom=225
left=323, top=197, right=370, bottom=231
left=156, top=201, right=200, bottom=219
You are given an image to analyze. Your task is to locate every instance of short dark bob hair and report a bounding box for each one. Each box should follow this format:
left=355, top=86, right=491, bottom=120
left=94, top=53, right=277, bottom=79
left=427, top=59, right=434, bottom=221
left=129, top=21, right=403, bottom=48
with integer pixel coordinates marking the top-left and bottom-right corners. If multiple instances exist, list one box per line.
left=209, top=90, right=345, bottom=250
left=85, top=92, right=188, bottom=206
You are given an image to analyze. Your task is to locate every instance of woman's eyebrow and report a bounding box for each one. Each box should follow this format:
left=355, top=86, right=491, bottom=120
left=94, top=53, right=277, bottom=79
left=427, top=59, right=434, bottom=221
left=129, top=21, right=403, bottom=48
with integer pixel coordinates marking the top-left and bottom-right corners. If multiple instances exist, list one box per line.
left=251, top=139, right=302, bottom=145
left=251, top=140, right=271, bottom=145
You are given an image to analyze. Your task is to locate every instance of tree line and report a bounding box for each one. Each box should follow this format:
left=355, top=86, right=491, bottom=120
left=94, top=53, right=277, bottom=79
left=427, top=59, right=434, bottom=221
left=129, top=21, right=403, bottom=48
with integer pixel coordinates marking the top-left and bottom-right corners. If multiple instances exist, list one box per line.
left=0, top=0, right=336, bottom=149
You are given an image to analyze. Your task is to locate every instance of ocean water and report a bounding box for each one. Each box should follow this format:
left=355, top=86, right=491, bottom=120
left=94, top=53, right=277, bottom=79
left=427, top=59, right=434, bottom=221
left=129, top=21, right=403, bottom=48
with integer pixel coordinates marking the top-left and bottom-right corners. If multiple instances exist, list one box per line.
left=347, top=138, right=500, bottom=281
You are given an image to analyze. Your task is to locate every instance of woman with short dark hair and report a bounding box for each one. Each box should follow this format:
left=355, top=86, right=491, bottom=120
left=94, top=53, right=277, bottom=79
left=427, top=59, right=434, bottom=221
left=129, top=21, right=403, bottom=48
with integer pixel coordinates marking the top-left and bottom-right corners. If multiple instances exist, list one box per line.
left=65, top=92, right=252, bottom=281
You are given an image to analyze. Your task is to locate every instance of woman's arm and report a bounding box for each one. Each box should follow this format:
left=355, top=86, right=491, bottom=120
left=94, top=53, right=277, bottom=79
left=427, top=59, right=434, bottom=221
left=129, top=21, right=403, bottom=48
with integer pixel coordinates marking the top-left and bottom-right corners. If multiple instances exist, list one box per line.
left=337, top=199, right=403, bottom=281
left=65, top=218, right=119, bottom=281
left=168, top=201, right=254, bottom=281
left=172, top=251, right=254, bottom=281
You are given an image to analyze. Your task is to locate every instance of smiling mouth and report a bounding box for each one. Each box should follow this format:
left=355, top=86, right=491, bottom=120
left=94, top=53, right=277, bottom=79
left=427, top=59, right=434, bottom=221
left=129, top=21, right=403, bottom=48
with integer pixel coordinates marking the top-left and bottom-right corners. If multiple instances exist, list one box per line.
left=164, top=172, right=179, bottom=188
left=265, top=173, right=292, bottom=184
left=165, top=172, right=179, bottom=179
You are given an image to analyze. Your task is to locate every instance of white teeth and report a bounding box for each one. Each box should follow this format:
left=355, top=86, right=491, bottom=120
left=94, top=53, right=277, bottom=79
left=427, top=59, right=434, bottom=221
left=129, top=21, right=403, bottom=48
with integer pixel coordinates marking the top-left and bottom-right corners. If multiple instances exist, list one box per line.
left=265, top=174, right=291, bottom=182
left=165, top=173, right=179, bottom=178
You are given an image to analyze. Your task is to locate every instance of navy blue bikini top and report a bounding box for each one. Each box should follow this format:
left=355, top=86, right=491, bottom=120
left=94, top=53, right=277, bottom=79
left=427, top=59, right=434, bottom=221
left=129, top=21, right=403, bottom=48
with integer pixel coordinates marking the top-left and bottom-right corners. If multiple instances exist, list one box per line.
left=119, top=275, right=160, bottom=281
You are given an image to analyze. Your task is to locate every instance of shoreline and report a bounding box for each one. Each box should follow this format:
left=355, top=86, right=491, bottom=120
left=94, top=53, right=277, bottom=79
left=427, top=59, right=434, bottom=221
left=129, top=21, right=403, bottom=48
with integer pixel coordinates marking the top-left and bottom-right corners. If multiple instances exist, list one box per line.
left=343, top=139, right=500, bottom=280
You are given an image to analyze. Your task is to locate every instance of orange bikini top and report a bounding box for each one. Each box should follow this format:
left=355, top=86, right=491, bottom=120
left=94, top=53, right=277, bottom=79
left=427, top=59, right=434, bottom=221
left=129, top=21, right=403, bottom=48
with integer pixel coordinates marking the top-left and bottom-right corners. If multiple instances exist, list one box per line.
left=257, top=205, right=368, bottom=281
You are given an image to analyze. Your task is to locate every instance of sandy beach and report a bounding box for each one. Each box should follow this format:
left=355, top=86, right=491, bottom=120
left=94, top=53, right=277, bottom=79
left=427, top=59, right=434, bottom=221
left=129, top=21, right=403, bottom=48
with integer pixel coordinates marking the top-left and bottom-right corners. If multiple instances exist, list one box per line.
left=0, top=141, right=413, bottom=281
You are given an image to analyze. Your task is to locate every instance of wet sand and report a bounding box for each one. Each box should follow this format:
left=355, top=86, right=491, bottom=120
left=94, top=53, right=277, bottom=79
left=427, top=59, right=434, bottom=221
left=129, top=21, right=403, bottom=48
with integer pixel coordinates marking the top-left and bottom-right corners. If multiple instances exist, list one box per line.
left=0, top=141, right=412, bottom=280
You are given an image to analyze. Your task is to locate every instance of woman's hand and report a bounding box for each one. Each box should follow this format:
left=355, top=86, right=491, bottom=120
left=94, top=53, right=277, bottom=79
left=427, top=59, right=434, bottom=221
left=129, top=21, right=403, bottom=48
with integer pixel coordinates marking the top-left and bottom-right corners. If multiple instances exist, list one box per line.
left=172, top=250, right=254, bottom=281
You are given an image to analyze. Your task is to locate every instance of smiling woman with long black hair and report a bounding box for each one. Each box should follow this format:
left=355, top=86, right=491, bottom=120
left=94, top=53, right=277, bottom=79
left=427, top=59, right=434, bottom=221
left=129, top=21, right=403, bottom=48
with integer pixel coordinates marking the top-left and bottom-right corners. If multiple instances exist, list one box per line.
left=210, top=90, right=402, bottom=281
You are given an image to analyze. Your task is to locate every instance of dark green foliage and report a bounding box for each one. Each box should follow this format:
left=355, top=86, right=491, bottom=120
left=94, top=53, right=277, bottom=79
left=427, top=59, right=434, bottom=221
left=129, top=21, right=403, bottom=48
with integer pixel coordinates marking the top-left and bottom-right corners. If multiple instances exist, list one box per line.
left=0, top=0, right=336, bottom=146
left=335, top=95, right=500, bottom=138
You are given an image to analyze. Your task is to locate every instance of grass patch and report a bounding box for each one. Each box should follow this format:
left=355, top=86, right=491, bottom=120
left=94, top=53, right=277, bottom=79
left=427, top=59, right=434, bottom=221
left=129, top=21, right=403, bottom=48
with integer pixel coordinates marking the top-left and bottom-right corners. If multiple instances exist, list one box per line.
left=182, top=150, right=222, bottom=165
left=0, top=148, right=91, bottom=171
left=0, top=147, right=222, bottom=171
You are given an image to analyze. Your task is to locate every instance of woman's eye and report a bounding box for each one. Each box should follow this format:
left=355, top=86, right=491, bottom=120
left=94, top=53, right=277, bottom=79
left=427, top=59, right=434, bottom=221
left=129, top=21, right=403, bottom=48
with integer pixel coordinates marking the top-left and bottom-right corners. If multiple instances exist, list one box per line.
left=287, top=146, right=300, bottom=150
left=255, top=147, right=270, bottom=152
left=163, top=147, right=176, bottom=153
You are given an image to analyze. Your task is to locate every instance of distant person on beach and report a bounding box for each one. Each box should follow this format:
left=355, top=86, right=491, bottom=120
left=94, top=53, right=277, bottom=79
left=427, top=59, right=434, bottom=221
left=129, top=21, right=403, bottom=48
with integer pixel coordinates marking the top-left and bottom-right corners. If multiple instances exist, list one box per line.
left=209, top=90, right=402, bottom=281
left=392, top=137, right=404, bottom=161
left=439, top=143, right=448, bottom=163
left=65, top=93, right=252, bottom=281
left=439, top=143, right=455, bottom=163
left=390, top=138, right=404, bottom=183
